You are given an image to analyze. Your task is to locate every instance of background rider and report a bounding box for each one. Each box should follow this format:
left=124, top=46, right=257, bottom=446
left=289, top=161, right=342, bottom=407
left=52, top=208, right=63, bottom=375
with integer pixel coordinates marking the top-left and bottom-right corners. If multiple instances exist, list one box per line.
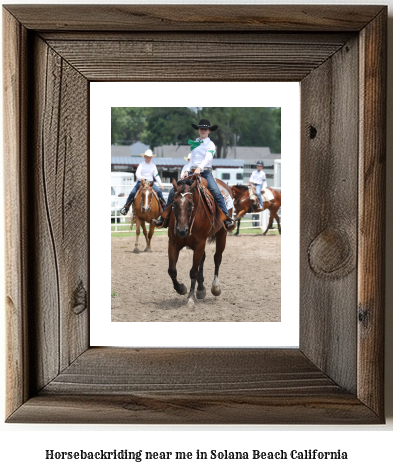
left=249, top=160, right=267, bottom=209
left=120, top=149, right=166, bottom=215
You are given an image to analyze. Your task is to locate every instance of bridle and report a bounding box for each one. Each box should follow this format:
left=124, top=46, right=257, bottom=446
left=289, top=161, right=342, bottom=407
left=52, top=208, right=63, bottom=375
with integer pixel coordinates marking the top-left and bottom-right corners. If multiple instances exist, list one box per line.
left=172, top=178, right=214, bottom=236
left=233, top=187, right=250, bottom=206
left=172, top=189, right=195, bottom=235
left=140, top=185, right=153, bottom=212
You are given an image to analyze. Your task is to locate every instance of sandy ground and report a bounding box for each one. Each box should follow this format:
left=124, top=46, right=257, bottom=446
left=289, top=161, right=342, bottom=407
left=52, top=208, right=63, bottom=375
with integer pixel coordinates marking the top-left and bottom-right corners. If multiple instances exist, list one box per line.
left=111, top=233, right=280, bottom=322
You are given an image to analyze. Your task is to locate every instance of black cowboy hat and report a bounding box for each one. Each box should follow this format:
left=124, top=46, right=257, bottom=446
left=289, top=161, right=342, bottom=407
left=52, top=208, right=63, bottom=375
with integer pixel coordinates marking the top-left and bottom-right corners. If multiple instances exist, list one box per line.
left=191, top=119, right=218, bottom=131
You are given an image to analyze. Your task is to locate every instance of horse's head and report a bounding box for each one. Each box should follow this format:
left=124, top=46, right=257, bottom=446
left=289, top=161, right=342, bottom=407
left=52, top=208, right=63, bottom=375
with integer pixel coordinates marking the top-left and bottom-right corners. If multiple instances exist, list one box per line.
left=140, top=180, right=154, bottom=212
left=171, top=178, right=197, bottom=238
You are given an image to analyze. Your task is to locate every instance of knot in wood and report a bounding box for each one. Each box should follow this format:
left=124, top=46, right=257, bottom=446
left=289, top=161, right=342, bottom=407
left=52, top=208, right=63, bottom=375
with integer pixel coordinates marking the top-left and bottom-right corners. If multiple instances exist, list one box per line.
left=73, top=281, right=87, bottom=315
left=308, top=228, right=354, bottom=279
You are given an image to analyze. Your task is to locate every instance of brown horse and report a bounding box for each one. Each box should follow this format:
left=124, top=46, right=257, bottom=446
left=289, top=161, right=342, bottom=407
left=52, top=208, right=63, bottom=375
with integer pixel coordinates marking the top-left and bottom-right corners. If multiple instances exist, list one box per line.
left=130, top=180, right=160, bottom=253
left=167, top=176, right=233, bottom=306
left=230, top=184, right=281, bottom=236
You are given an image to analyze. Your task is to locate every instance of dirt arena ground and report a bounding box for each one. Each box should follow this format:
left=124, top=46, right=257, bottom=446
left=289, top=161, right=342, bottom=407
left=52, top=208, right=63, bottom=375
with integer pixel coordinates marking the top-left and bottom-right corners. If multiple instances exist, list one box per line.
left=111, top=233, right=280, bottom=322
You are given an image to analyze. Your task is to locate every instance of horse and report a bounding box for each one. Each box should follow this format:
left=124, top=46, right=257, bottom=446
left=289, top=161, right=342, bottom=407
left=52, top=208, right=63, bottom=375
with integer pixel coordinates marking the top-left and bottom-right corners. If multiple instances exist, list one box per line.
left=167, top=176, right=233, bottom=306
left=129, top=180, right=161, bottom=253
left=230, top=184, right=281, bottom=236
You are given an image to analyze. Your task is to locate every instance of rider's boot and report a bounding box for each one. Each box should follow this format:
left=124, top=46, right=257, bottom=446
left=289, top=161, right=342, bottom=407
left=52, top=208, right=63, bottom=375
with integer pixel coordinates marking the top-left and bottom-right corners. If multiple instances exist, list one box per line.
left=152, top=206, right=172, bottom=228
left=216, top=205, right=236, bottom=231
left=120, top=198, right=133, bottom=216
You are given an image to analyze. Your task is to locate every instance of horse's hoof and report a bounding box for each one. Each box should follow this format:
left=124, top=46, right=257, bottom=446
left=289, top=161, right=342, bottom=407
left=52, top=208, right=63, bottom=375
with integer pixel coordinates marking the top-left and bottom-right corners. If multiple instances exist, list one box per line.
left=196, top=288, right=206, bottom=299
left=176, top=283, right=187, bottom=295
left=187, top=298, right=195, bottom=306
left=144, top=248, right=152, bottom=252
left=211, top=276, right=221, bottom=296
left=133, top=248, right=140, bottom=253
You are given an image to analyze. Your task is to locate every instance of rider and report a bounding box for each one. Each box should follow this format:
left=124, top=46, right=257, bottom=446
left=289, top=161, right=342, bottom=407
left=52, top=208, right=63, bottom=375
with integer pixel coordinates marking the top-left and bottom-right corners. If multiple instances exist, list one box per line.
left=152, top=119, right=236, bottom=231
left=120, top=149, right=166, bottom=215
left=249, top=160, right=267, bottom=209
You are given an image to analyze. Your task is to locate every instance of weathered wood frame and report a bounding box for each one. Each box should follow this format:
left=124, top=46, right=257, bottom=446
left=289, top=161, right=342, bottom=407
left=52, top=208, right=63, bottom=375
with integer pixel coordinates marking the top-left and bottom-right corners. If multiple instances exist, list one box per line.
left=3, top=5, right=386, bottom=424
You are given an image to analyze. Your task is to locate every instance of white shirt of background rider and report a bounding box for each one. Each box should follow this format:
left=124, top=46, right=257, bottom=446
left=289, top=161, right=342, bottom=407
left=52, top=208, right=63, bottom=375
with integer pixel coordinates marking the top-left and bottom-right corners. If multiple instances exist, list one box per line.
left=184, top=137, right=216, bottom=173
left=136, top=161, right=162, bottom=186
left=250, top=169, right=267, bottom=188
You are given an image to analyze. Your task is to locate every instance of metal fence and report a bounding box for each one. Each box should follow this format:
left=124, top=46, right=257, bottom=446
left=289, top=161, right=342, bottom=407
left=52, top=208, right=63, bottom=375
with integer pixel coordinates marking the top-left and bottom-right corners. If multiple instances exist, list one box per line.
left=111, top=185, right=281, bottom=234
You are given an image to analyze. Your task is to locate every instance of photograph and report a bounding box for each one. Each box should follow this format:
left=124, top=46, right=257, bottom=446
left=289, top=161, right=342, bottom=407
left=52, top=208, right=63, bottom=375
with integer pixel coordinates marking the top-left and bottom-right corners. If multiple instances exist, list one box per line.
left=110, top=107, right=282, bottom=322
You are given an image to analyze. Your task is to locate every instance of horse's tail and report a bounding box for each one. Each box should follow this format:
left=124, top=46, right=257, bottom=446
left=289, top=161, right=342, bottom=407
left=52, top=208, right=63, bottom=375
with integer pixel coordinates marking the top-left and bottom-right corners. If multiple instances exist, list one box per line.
left=207, top=234, right=217, bottom=244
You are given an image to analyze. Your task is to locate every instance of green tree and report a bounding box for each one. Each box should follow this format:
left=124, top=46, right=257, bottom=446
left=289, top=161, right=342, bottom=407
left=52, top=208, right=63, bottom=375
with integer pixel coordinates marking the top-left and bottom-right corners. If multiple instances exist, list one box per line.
left=111, top=107, right=148, bottom=145
left=111, top=107, right=281, bottom=154
left=143, top=107, right=197, bottom=148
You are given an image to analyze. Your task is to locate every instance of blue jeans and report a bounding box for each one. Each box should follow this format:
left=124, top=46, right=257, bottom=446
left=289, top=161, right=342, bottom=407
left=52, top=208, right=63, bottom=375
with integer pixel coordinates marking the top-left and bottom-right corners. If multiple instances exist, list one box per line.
left=164, top=171, right=229, bottom=215
left=255, top=183, right=264, bottom=206
left=126, top=181, right=165, bottom=204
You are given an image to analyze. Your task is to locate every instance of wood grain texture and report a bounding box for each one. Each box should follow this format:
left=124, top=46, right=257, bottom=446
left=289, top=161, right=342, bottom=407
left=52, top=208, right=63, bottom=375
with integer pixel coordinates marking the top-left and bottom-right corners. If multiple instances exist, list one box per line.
left=45, top=37, right=349, bottom=82
left=358, top=9, right=387, bottom=416
left=3, top=9, right=29, bottom=417
left=30, top=36, right=90, bottom=388
left=7, top=348, right=379, bottom=424
left=300, top=36, right=359, bottom=394
left=3, top=5, right=384, bottom=31
left=3, top=5, right=386, bottom=424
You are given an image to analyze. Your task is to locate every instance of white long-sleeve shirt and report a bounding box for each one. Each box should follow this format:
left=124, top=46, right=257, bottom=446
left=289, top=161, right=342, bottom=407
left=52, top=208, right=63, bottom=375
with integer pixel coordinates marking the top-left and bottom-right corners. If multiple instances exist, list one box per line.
left=184, top=137, right=216, bottom=173
left=250, top=169, right=267, bottom=188
left=135, top=162, right=162, bottom=186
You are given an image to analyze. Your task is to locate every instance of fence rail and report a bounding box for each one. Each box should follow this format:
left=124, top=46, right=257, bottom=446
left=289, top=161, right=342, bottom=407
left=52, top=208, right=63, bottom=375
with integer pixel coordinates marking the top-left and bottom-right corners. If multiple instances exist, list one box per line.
left=111, top=185, right=281, bottom=234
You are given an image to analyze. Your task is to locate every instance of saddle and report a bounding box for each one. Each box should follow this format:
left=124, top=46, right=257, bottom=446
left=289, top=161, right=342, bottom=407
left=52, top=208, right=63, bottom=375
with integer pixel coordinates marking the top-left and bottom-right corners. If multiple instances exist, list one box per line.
left=151, top=188, right=164, bottom=213
left=248, top=183, right=258, bottom=202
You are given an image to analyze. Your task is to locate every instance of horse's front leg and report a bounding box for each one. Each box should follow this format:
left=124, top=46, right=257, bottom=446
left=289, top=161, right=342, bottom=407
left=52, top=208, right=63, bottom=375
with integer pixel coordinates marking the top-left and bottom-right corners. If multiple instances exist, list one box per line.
left=211, top=228, right=227, bottom=296
left=144, top=221, right=155, bottom=252
left=133, top=218, right=141, bottom=253
left=196, top=251, right=206, bottom=300
left=188, top=245, right=205, bottom=306
left=168, top=243, right=187, bottom=295
left=234, top=218, right=241, bottom=236
left=140, top=220, right=150, bottom=251
left=263, top=210, right=274, bottom=236
left=275, top=211, right=281, bottom=234
left=235, top=209, right=247, bottom=221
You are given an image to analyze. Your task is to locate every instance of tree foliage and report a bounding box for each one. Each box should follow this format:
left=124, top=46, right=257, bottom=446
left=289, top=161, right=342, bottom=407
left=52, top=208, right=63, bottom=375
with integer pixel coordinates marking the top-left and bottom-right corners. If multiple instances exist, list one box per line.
left=111, top=107, right=281, bottom=155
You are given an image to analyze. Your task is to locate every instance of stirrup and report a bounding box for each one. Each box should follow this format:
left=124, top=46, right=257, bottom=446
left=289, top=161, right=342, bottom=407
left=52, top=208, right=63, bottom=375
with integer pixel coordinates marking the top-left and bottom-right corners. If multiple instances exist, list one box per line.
left=120, top=205, right=129, bottom=216
left=152, top=216, right=169, bottom=228
left=224, top=219, right=236, bottom=231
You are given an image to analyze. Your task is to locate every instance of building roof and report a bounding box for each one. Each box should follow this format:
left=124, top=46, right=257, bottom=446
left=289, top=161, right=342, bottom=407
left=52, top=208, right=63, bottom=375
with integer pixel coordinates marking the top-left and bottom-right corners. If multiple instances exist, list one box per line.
left=111, top=157, right=244, bottom=168
left=111, top=145, right=131, bottom=157
left=225, top=146, right=272, bottom=160
left=154, top=145, right=190, bottom=158
left=131, top=141, right=149, bottom=156
left=111, top=142, right=150, bottom=157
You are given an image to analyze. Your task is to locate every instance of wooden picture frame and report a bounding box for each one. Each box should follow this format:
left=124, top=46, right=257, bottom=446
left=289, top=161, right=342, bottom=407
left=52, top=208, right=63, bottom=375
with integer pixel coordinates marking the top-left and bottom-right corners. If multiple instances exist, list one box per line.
left=3, top=5, right=386, bottom=424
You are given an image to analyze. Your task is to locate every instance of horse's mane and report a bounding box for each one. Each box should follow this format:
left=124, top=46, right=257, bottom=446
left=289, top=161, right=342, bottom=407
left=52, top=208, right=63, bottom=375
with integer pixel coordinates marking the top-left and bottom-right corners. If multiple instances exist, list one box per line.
left=233, top=184, right=248, bottom=189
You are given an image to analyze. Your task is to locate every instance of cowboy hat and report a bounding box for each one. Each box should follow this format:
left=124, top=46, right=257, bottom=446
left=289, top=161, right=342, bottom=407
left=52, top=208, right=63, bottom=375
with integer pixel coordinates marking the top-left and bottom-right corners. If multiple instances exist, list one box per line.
left=184, top=153, right=191, bottom=161
left=140, top=149, right=156, bottom=158
left=191, top=119, right=218, bottom=131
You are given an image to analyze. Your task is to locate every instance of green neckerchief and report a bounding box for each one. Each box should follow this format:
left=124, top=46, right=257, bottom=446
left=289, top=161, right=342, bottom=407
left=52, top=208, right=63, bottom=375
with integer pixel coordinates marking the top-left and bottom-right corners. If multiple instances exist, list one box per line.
left=188, top=139, right=203, bottom=151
